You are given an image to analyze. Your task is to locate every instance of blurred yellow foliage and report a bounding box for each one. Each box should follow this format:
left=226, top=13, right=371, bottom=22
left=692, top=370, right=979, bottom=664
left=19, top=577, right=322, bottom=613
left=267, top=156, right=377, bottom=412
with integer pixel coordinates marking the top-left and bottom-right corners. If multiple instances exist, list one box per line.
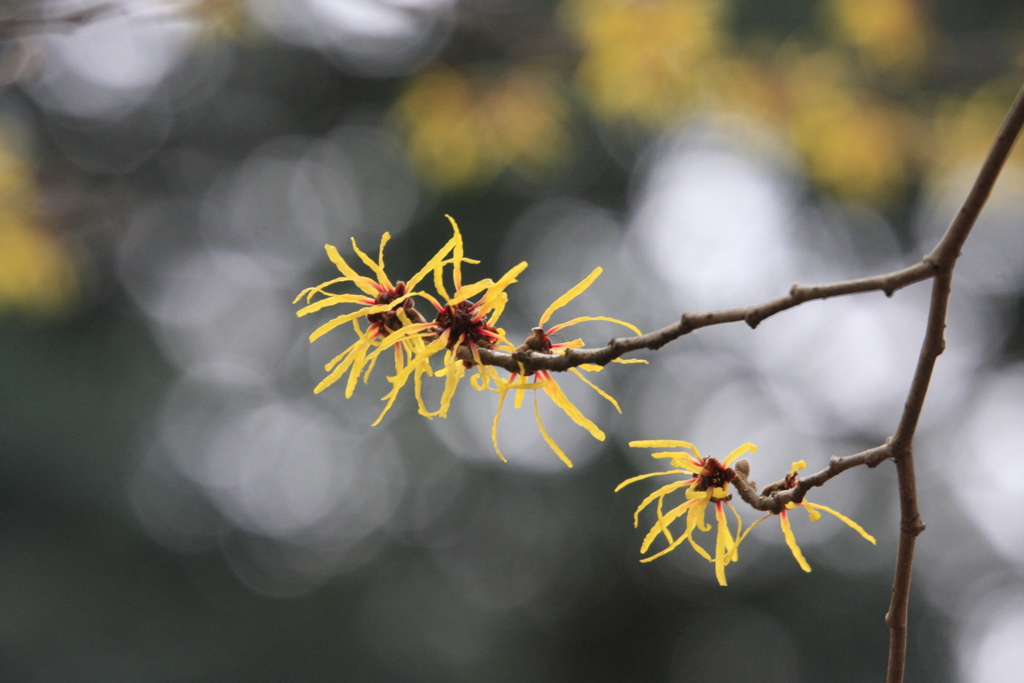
left=563, top=0, right=723, bottom=126
left=928, top=82, right=1024, bottom=177
left=177, top=0, right=250, bottom=41
left=0, top=132, right=77, bottom=316
left=395, top=64, right=570, bottom=189
left=828, top=0, right=930, bottom=73
left=782, top=52, right=913, bottom=202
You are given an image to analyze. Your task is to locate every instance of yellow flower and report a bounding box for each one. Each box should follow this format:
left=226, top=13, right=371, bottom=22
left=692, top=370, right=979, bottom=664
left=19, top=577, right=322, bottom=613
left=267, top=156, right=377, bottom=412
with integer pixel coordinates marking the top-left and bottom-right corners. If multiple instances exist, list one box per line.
left=490, top=267, right=644, bottom=468
left=373, top=216, right=527, bottom=424
left=294, top=229, right=459, bottom=412
left=733, top=460, right=876, bottom=572
left=616, top=440, right=757, bottom=586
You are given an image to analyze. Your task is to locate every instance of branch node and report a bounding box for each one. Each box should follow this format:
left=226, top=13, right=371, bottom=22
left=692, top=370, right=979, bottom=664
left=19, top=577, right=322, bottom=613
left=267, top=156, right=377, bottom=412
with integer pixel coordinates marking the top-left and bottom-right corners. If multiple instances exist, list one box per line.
left=744, top=311, right=762, bottom=329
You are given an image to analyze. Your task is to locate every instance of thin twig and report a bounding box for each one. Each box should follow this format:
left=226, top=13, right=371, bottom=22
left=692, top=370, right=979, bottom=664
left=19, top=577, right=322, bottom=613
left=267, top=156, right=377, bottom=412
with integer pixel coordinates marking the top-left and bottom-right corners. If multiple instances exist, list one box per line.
left=462, top=261, right=935, bottom=372
left=731, top=443, right=893, bottom=514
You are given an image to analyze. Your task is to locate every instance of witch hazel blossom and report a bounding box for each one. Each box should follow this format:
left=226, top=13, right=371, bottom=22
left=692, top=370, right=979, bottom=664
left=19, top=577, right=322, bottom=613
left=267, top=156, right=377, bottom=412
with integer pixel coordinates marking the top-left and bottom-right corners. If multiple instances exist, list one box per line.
left=490, top=267, right=646, bottom=468
left=732, top=460, right=877, bottom=572
left=293, top=231, right=452, bottom=402
left=617, top=440, right=755, bottom=585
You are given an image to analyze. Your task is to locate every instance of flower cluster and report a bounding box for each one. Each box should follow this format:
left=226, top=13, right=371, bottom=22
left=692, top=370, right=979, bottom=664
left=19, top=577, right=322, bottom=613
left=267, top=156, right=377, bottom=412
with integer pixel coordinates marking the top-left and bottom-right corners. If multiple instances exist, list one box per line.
left=617, top=442, right=875, bottom=585
left=296, top=216, right=641, bottom=467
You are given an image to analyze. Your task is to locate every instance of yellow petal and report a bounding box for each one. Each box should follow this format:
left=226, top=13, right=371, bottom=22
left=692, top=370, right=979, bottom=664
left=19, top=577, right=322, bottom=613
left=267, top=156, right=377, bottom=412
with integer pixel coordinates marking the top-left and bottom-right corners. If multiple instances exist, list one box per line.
left=714, top=503, right=730, bottom=586
left=614, top=469, right=692, bottom=492
left=351, top=236, right=392, bottom=289
left=723, top=442, right=757, bottom=467
left=686, top=501, right=713, bottom=560
left=436, top=353, right=467, bottom=418
left=487, top=291, right=509, bottom=325
left=655, top=495, right=674, bottom=546
left=543, top=380, right=604, bottom=441
left=804, top=503, right=876, bottom=544
left=632, top=480, right=690, bottom=528
left=445, top=215, right=464, bottom=290
left=640, top=497, right=696, bottom=553
left=448, top=278, right=495, bottom=305
left=309, top=296, right=412, bottom=342
left=535, top=392, right=573, bottom=468
left=725, top=513, right=770, bottom=564
left=491, top=386, right=510, bottom=463
left=296, top=293, right=376, bottom=317
left=780, top=512, right=812, bottom=572
left=650, top=452, right=703, bottom=473
left=612, top=358, right=648, bottom=364
left=344, top=339, right=372, bottom=398
left=548, top=315, right=641, bottom=336
left=630, top=440, right=701, bottom=459
left=324, top=244, right=380, bottom=296
left=377, top=232, right=390, bottom=272
left=360, top=322, right=433, bottom=366
left=371, top=335, right=448, bottom=426
left=568, top=367, right=620, bottom=412
left=791, top=460, right=807, bottom=473
left=724, top=502, right=743, bottom=564
left=481, top=262, right=529, bottom=311
left=405, top=236, right=457, bottom=291
left=538, top=267, right=602, bottom=327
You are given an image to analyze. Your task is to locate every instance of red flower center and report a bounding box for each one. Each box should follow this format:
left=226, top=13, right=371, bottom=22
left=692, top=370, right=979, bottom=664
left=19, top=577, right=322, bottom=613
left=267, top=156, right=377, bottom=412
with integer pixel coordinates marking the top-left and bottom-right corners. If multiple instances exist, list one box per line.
left=366, top=281, right=413, bottom=333
left=433, top=300, right=498, bottom=351
left=692, top=457, right=736, bottom=492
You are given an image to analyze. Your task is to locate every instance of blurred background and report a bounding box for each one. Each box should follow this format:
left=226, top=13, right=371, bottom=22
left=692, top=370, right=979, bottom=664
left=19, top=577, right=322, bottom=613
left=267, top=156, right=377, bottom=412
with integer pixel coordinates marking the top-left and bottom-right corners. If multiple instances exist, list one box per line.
left=2, top=0, right=1024, bottom=680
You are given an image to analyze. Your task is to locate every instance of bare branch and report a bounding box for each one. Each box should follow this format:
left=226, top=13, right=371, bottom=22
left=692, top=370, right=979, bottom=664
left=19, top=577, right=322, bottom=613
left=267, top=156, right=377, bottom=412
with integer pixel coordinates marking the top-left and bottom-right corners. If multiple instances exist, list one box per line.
left=461, top=260, right=934, bottom=373
left=731, top=443, right=893, bottom=514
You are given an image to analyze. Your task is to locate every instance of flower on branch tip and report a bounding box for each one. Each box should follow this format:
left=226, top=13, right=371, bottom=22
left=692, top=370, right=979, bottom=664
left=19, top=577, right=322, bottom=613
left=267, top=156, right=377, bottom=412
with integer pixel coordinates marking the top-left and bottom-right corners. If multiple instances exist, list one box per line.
left=490, top=267, right=646, bottom=468
left=616, top=440, right=757, bottom=586
left=374, top=215, right=526, bottom=425
left=294, top=228, right=458, bottom=408
left=733, top=460, right=877, bottom=572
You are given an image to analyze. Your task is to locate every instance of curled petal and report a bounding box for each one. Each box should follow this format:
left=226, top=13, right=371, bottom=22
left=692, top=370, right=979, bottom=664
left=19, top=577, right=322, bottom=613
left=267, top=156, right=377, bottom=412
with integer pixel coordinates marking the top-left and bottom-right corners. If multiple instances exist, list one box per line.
left=614, top=469, right=694, bottom=492
left=723, top=442, right=757, bottom=467
left=535, top=392, right=572, bottom=468
left=641, top=498, right=697, bottom=553
left=542, top=379, right=604, bottom=441
left=714, top=503, right=732, bottom=586
left=780, top=511, right=812, bottom=572
left=405, top=235, right=457, bottom=291
left=538, top=267, right=603, bottom=327
left=350, top=236, right=392, bottom=289
left=568, top=367, right=620, bottom=412
left=324, top=244, right=380, bottom=296
left=629, top=440, right=701, bottom=460
left=804, top=503, right=877, bottom=544
left=632, top=480, right=691, bottom=527
left=548, top=315, right=641, bottom=336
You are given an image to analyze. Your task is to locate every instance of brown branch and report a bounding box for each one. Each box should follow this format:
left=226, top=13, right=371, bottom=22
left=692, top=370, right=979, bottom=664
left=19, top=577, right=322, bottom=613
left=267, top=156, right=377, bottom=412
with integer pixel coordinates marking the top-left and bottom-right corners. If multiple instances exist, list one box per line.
left=454, top=78, right=1024, bottom=682
left=462, top=261, right=935, bottom=373
left=730, top=443, right=893, bottom=514
left=879, top=79, right=1024, bottom=683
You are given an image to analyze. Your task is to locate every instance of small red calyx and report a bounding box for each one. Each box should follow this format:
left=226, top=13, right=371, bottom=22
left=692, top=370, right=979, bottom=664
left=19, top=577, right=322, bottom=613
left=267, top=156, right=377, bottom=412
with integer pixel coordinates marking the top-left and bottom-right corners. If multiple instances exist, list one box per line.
left=366, top=281, right=414, bottom=333
left=692, top=457, right=736, bottom=492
